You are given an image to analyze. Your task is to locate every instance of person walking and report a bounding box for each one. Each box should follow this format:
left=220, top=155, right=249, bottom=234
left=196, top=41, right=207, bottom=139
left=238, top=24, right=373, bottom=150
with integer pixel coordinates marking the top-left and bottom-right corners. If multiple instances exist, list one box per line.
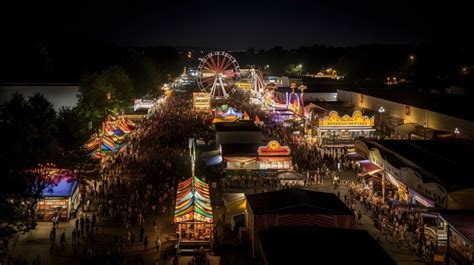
left=144, top=235, right=148, bottom=251
left=155, top=236, right=161, bottom=253
left=140, top=226, right=144, bottom=242
left=60, top=232, right=67, bottom=248
left=72, top=229, right=76, bottom=245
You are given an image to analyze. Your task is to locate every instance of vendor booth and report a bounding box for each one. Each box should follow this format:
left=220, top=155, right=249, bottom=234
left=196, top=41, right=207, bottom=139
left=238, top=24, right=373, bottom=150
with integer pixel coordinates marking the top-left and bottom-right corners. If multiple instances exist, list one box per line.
left=315, top=111, right=375, bottom=147
left=174, top=176, right=214, bottom=249
left=277, top=171, right=305, bottom=187
left=37, top=168, right=80, bottom=221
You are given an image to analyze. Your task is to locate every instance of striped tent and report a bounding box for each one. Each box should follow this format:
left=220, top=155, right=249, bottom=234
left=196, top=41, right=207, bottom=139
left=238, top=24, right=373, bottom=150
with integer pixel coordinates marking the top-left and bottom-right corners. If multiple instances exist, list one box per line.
left=174, top=176, right=213, bottom=223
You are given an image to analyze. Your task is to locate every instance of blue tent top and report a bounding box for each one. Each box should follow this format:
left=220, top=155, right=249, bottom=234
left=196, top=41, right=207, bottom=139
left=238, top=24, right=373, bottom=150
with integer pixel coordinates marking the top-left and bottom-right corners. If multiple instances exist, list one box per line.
left=205, top=155, right=223, bottom=166
left=222, top=108, right=243, bottom=118
left=113, top=129, right=125, bottom=136
left=43, top=177, right=78, bottom=197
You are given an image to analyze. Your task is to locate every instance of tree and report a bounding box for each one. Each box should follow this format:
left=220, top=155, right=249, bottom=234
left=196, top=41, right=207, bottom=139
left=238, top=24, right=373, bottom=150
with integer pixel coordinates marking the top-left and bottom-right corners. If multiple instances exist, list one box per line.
left=100, top=65, right=134, bottom=107
left=285, top=64, right=300, bottom=76
left=78, top=66, right=135, bottom=129
left=0, top=94, right=60, bottom=247
left=0, top=94, right=98, bottom=250
left=124, top=49, right=160, bottom=97
left=56, top=107, right=92, bottom=151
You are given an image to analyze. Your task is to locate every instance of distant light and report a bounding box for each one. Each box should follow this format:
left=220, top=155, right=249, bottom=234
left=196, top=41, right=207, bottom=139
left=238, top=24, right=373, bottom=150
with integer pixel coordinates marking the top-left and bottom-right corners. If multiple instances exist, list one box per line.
left=378, top=106, right=385, bottom=113
left=454, top=128, right=460, bottom=134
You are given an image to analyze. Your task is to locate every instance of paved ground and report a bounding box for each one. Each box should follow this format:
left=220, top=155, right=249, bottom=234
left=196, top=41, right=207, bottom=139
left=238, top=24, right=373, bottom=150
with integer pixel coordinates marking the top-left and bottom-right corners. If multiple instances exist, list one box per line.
left=218, top=169, right=425, bottom=265
left=9, top=192, right=178, bottom=265
left=307, top=170, right=425, bottom=265
left=10, top=173, right=425, bottom=265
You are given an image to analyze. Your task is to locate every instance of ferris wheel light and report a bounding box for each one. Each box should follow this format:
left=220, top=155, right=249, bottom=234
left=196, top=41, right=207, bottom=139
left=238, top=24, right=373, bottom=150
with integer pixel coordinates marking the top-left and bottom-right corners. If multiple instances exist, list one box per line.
left=197, top=51, right=240, bottom=99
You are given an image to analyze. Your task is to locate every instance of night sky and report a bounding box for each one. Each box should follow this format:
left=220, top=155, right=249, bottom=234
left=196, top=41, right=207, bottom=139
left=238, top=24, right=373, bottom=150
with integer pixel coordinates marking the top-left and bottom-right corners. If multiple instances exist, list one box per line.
left=3, top=0, right=473, bottom=49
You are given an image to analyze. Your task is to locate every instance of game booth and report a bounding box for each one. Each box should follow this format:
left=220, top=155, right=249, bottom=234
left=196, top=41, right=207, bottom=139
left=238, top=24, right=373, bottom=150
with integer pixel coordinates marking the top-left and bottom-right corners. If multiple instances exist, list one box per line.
left=36, top=166, right=80, bottom=221
left=207, top=104, right=243, bottom=124
left=174, top=176, right=214, bottom=251
left=85, top=115, right=136, bottom=159
left=314, top=111, right=375, bottom=147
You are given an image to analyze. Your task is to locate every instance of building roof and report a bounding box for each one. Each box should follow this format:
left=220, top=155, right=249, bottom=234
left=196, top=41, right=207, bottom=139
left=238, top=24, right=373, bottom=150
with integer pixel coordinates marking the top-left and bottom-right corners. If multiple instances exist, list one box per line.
left=342, top=87, right=473, bottom=122
left=258, top=226, right=396, bottom=265
left=362, top=140, right=474, bottom=192
left=246, top=188, right=353, bottom=215
left=311, top=101, right=377, bottom=118
left=221, top=143, right=261, bottom=156
left=42, top=177, right=78, bottom=197
left=441, top=211, right=474, bottom=244
left=276, top=85, right=338, bottom=93
left=215, top=121, right=260, bottom=132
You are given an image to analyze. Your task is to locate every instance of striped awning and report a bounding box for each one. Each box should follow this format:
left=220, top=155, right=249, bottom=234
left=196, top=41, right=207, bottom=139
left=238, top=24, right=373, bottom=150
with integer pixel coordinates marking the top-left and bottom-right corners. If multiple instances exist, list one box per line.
left=346, top=152, right=366, bottom=161
left=358, top=160, right=383, bottom=175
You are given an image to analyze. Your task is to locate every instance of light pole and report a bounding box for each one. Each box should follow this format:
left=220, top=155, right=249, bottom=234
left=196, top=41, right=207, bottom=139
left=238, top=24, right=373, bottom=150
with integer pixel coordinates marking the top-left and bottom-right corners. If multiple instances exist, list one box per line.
left=332, top=130, right=337, bottom=168
left=423, top=122, right=427, bottom=140
left=454, top=128, right=460, bottom=139
left=378, top=106, right=385, bottom=139
left=298, top=64, right=303, bottom=76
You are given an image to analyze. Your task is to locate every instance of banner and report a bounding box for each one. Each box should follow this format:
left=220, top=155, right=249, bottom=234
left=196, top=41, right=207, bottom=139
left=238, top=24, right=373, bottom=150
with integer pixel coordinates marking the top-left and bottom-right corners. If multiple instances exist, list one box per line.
left=193, top=92, right=211, bottom=112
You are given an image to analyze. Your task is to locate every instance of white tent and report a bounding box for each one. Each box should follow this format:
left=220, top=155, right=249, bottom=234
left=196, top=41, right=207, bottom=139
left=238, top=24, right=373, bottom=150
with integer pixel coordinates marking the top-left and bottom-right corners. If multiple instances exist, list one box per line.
left=277, top=171, right=305, bottom=187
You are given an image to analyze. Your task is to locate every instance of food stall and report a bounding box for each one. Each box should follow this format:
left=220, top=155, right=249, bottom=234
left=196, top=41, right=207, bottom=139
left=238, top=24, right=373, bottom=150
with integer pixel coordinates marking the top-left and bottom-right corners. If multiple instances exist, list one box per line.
left=315, top=111, right=375, bottom=147
left=258, top=140, right=292, bottom=170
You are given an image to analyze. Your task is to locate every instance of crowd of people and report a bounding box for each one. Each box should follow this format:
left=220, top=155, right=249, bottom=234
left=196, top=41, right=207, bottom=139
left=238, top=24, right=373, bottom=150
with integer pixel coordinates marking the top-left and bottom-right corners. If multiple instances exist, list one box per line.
left=21, top=93, right=213, bottom=265
left=13, top=89, right=463, bottom=265
left=346, top=174, right=440, bottom=264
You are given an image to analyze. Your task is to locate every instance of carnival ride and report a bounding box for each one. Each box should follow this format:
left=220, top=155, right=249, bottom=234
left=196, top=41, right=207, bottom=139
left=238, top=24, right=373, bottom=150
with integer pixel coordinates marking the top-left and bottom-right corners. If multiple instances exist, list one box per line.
left=250, top=68, right=265, bottom=98
left=206, top=104, right=244, bottom=124
left=197, top=51, right=241, bottom=99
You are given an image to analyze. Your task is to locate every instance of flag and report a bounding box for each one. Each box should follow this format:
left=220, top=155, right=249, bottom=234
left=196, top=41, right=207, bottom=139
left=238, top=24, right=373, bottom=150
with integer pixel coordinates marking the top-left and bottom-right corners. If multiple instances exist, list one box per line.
left=298, top=93, right=305, bottom=116
left=255, top=115, right=261, bottom=125
left=243, top=111, right=250, bottom=120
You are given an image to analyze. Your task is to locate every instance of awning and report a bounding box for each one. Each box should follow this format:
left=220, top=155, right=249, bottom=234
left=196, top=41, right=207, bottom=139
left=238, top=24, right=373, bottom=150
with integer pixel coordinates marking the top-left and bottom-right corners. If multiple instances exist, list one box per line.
left=259, top=156, right=292, bottom=162
left=201, top=150, right=220, bottom=158
left=205, top=155, right=222, bottom=166
left=224, top=157, right=257, bottom=163
left=346, top=152, right=366, bottom=161
left=358, top=160, right=383, bottom=175
left=395, top=123, right=420, bottom=135
left=277, top=171, right=304, bottom=180
left=222, top=193, right=247, bottom=216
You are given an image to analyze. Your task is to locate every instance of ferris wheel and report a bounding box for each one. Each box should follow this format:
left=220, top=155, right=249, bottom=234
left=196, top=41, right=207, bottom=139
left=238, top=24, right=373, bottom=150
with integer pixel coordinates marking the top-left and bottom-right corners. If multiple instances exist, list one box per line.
left=250, top=68, right=265, bottom=97
left=197, top=51, right=241, bottom=99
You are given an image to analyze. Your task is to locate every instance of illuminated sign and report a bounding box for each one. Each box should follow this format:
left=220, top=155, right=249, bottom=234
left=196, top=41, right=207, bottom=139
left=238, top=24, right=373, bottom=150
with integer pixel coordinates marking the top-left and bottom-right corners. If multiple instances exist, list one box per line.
left=318, top=111, right=374, bottom=127
left=134, top=99, right=155, bottom=111
left=193, top=92, right=211, bottom=112
left=38, top=199, right=68, bottom=206
left=258, top=140, right=291, bottom=156
left=235, top=82, right=252, bottom=89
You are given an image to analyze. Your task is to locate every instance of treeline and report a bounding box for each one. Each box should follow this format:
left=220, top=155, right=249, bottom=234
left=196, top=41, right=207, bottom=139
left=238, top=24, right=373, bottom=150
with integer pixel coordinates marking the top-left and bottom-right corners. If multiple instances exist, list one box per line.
left=231, top=44, right=474, bottom=86
left=0, top=33, right=184, bottom=130
left=0, top=93, right=96, bottom=241
left=0, top=33, right=180, bottom=84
